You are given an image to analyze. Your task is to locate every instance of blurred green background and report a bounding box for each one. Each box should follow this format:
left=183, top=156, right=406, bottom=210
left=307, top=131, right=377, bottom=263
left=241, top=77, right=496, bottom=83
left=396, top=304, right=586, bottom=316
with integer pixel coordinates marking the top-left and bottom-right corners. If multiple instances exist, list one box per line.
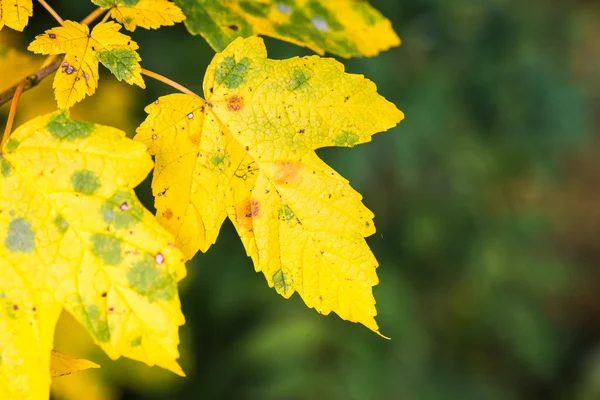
left=3, top=0, right=600, bottom=399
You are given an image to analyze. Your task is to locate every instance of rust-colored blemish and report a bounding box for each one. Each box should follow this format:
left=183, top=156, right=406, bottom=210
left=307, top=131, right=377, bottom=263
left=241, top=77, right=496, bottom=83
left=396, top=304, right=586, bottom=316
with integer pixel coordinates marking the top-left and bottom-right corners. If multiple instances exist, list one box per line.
left=235, top=198, right=255, bottom=232
left=226, top=95, right=244, bottom=112
left=190, top=134, right=201, bottom=145
left=162, top=208, right=174, bottom=220
left=273, top=161, right=303, bottom=186
left=250, top=200, right=260, bottom=217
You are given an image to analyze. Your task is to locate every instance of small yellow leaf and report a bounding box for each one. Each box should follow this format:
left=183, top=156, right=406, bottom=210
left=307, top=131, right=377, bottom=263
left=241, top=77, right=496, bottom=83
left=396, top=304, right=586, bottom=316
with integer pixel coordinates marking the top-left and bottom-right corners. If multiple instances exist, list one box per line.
left=135, top=36, right=403, bottom=334
left=177, top=0, right=400, bottom=58
left=0, top=0, right=32, bottom=32
left=1, top=111, right=187, bottom=399
left=50, top=350, right=100, bottom=378
left=92, top=0, right=185, bottom=31
left=27, top=21, right=145, bottom=109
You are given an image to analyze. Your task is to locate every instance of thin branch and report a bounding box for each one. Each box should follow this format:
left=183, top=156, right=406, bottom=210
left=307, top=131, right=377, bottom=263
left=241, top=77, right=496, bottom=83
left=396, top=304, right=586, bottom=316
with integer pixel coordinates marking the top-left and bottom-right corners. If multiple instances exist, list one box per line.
left=0, top=56, right=64, bottom=108
left=2, top=81, right=27, bottom=149
left=37, top=0, right=64, bottom=25
left=141, top=68, right=199, bottom=97
left=80, top=7, right=106, bottom=26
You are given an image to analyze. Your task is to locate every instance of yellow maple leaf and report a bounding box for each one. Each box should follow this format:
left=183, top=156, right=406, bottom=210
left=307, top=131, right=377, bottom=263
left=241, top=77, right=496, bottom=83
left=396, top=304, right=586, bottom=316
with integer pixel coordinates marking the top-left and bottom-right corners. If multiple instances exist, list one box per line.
left=135, top=36, right=403, bottom=334
left=177, top=0, right=400, bottom=58
left=92, top=0, right=185, bottom=31
left=50, top=350, right=100, bottom=378
left=0, top=111, right=186, bottom=400
left=0, top=0, right=32, bottom=32
left=27, top=21, right=145, bottom=110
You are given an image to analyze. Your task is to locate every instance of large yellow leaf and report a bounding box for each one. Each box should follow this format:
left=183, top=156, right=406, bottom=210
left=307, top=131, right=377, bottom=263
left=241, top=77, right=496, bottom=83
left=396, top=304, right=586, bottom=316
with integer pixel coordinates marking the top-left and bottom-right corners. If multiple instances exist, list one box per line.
left=0, top=111, right=186, bottom=400
left=135, top=36, right=403, bottom=333
left=0, top=0, right=32, bottom=32
left=92, top=0, right=186, bottom=31
left=175, top=0, right=400, bottom=58
left=50, top=350, right=100, bottom=378
left=27, top=21, right=145, bottom=109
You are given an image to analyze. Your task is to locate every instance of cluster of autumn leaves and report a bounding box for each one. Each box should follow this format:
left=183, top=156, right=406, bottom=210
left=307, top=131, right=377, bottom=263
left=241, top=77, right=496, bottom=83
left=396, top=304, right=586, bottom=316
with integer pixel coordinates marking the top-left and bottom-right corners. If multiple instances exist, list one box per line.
left=0, top=1, right=403, bottom=399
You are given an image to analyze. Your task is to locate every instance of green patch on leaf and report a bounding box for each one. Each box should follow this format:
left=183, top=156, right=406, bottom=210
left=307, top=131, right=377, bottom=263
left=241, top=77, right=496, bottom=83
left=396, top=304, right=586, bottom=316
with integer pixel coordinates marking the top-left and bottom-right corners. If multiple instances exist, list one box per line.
left=47, top=112, right=95, bottom=141
left=83, top=304, right=110, bottom=343
left=127, top=254, right=176, bottom=301
left=101, top=190, right=144, bottom=229
left=130, top=336, right=142, bottom=347
left=97, top=48, right=140, bottom=82
left=5, top=138, right=19, bottom=151
left=272, top=269, right=293, bottom=296
left=1, top=158, right=10, bottom=177
left=279, top=204, right=295, bottom=221
left=71, top=170, right=101, bottom=195
left=176, top=0, right=252, bottom=51
left=335, top=130, right=359, bottom=147
left=53, top=215, right=69, bottom=234
left=5, top=218, right=35, bottom=253
left=239, top=1, right=271, bottom=17
left=5, top=302, right=17, bottom=319
left=352, top=2, right=384, bottom=26
left=90, top=233, right=123, bottom=265
left=306, top=1, right=343, bottom=31
left=210, top=153, right=225, bottom=166
left=215, top=55, right=252, bottom=89
left=289, top=68, right=309, bottom=90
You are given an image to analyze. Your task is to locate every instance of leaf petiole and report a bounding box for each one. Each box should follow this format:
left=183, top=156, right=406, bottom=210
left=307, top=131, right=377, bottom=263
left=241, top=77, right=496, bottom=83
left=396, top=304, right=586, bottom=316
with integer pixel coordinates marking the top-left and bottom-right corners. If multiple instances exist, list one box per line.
left=100, top=10, right=111, bottom=24
left=141, top=68, right=199, bottom=97
left=80, top=7, right=107, bottom=26
left=1, top=81, right=26, bottom=149
left=37, top=0, right=64, bottom=25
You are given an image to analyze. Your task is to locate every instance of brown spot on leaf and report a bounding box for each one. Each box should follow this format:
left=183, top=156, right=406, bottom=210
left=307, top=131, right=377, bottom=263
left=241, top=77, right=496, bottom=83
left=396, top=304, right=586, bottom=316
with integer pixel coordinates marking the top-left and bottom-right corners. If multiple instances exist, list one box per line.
left=226, top=95, right=244, bottom=112
left=234, top=198, right=255, bottom=232
left=228, top=24, right=239, bottom=31
left=190, top=134, right=201, bottom=145
left=250, top=200, right=260, bottom=217
left=273, top=161, right=303, bottom=186
left=49, top=33, right=56, bottom=39
left=162, top=208, right=174, bottom=220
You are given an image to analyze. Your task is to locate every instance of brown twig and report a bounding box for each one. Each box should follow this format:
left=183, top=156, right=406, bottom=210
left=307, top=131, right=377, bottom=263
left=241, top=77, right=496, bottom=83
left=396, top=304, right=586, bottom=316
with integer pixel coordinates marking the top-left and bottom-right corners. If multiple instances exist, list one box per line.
left=1, top=81, right=27, bottom=148
left=0, top=56, right=64, bottom=108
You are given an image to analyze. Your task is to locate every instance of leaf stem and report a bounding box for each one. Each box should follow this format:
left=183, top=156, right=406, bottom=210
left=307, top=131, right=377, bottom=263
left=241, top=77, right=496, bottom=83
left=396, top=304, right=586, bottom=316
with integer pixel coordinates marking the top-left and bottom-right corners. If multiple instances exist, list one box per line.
left=37, top=0, right=64, bottom=25
left=1, top=81, right=26, bottom=149
left=100, top=10, right=111, bottom=24
left=80, top=7, right=107, bottom=26
left=141, top=68, right=199, bottom=97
